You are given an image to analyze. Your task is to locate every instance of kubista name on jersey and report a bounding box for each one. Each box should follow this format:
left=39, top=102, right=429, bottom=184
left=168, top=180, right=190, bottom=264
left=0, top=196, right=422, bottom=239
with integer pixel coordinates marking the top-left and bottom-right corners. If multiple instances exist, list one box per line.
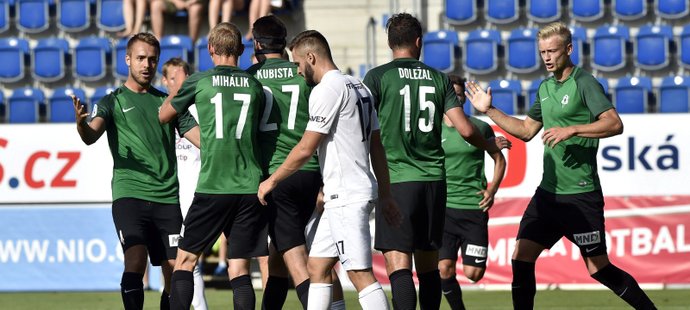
left=255, top=68, right=294, bottom=80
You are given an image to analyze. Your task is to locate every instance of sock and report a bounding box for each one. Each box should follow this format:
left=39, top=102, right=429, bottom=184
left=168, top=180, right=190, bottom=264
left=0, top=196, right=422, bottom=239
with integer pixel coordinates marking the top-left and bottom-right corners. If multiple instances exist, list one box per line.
left=230, top=275, right=255, bottom=310
left=160, top=291, right=170, bottom=310
left=357, top=282, right=389, bottom=310
left=307, top=283, right=332, bottom=310
left=389, top=269, right=417, bottom=310
left=120, top=272, right=144, bottom=310
left=418, top=269, right=441, bottom=310
left=261, top=276, right=290, bottom=310
left=331, top=299, right=345, bottom=310
left=441, top=276, right=465, bottom=310
left=192, top=264, right=208, bottom=310
left=295, top=279, right=310, bottom=309
left=169, top=270, right=194, bottom=310
left=591, top=263, right=657, bottom=310
left=511, top=260, right=536, bottom=310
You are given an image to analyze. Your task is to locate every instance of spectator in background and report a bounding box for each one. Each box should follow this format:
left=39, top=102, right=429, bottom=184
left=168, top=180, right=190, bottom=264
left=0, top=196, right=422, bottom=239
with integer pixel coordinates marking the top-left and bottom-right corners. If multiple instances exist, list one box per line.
left=246, top=0, right=271, bottom=40
left=150, top=0, right=204, bottom=43
left=162, top=57, right=209, bottom=310
left=119, top=0, right=147, bottom=37
left=208, top=0, right=271, bottom=40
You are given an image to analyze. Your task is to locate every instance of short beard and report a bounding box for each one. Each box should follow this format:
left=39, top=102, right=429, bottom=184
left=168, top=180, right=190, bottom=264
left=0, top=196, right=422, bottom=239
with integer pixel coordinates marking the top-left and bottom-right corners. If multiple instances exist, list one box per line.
left=304, top=64, right=316, bottom=86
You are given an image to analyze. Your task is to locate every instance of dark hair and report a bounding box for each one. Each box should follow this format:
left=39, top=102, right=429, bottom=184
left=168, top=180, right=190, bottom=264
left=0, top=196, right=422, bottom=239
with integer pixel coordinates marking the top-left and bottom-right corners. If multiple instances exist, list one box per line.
left=209, top=22, right=244, bottom=58
left=162, top=57, right=192, bottom=77
left=288, top=30, right=333, bottom=61
left=126, top=32, right=160, bottom=56
left=252, top=15, right=288, bottom=52
left=448, top=74, right=466, bottom=88
left=386, top=13, right=422, bottom=50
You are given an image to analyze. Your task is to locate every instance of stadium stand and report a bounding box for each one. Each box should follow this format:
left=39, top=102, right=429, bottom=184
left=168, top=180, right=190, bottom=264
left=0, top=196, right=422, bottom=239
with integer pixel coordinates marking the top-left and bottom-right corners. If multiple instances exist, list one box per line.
left=97, top=0, right=125, bottom=32
left=571, top=0, right=605, bottom=22
left=592, top=24, right=630, bottom=72
left=570, top=26, right=587, bottom=67
left=16, top=0, right=50, bottom=33
left=0, top=0, right=9, bottom=33
left=238, top=37, right=255, bottom=70
left=445, top=0, right=477, bottom=25
left=464, top=29, right=502, bottom=74
left=613, top=0, right=647, bottom=21
left=614, top=76, right=653, bottom=113
left=74, top=37, right=111, bottom=81
left=527, top=78, right=541, bottom=109
left=195, top=37, right=213, bottom=72
left=486, top=0, right=519, bottom=24
left=58, top=0, right=91, bottom=32
left=658, top=75, right=690, bottom=113
left=527, top=0, right=561, bottom=23
left=656, top=0, right=689, bottom=19
left=8, top=87, right=44, bottom=123
left=158, top=35, right=193, bottom=74
left=33, top=38, right=70, bottom=83
left=506, top=28, right=540, bottom=74
left=113, top=38, right=128, bottom=80
left=488, top=79, right=522, bottom=115
left=422, top=30, right=459, bottom=73
left=0, top=38, right=30, bottom=83
left=635, top=24, right=673, bottom=71
left=679, top=24, right=690, bottom=69
left=49, top=87, right=86, bottom=122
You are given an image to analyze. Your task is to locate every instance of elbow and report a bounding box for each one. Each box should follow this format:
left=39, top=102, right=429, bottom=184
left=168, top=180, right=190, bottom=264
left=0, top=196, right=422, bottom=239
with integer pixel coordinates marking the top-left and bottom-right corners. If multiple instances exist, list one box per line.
left=615, top=121, right=624, bottom=135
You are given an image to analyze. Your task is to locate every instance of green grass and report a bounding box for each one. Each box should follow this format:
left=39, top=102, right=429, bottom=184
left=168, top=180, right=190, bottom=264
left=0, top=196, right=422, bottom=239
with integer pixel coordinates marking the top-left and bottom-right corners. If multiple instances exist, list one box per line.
left=0, top=289, right=687, bottom=309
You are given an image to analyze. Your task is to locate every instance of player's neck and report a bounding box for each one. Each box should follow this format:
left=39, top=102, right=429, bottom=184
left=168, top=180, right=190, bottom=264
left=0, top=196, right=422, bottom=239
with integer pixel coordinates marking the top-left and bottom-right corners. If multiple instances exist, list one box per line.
left=124, top=79, right=149, bottom=93
left=392, top=48, right=420, bottom=60
left=553, top=64, right=575, bottom=82
left=212, top=55, right=239, bottom=67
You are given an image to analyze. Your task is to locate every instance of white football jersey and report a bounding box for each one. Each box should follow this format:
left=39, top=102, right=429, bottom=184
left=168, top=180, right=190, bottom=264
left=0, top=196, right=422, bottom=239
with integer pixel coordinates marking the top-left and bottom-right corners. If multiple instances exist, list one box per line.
left=306, top=70, right=380, bottom=208
left=176, top=105, right=200, bottom=217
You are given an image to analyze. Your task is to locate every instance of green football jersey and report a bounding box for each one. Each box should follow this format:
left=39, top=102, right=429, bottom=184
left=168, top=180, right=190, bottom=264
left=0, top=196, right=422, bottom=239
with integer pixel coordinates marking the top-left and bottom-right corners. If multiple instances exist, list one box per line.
left=246, top=58, right=319, bottom=174
left=171, top=65, right=265, bottom=194
left=363, top=58, right=460, bottom=183
left=527, top=66, right=613, bottom=194
left=95, top=86, right=197, bottom=204
left=443, top=117, right=494, bottom=209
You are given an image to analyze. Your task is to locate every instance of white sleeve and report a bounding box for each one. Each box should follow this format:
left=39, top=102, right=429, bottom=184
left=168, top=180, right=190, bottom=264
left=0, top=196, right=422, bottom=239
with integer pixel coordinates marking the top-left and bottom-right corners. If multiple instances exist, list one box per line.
left=306, top=86, right=340, bottom=134
left=370, top=102, right=380, bottom=131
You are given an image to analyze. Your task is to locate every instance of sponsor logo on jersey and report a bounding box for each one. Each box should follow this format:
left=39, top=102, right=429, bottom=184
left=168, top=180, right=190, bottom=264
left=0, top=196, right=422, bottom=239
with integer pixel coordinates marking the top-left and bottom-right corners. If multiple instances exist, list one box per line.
left=169, top=234, right=181, bottom=247
left=465, top=244, right=488, bottom=257
left=309, top=115, right=327, bottom=123
left=573, top=231, right=600, bottom=246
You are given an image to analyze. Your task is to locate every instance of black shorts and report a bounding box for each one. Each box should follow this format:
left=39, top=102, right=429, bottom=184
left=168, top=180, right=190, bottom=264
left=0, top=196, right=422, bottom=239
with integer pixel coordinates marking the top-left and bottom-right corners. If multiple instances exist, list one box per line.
left=439, top=208, right=489, bottom=268
left=517, top=187, right=607, bottom=257
left=266, top=170, right=322, bottom=252
left=180, top=193, right=268, bottom=259
left=112, top=198, right=183, bottom=266
left=375, top=180, right=446, bottom=252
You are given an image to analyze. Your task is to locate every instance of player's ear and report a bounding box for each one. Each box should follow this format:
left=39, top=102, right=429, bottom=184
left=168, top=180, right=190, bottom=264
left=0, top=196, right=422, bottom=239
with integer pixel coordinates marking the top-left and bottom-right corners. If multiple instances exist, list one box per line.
left=307, top=52, right=316, bottom=65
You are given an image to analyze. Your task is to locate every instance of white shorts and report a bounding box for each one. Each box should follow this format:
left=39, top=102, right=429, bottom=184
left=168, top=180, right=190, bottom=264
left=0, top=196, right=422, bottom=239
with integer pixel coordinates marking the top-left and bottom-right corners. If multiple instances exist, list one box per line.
left=309, top=200, right=374, bottom=271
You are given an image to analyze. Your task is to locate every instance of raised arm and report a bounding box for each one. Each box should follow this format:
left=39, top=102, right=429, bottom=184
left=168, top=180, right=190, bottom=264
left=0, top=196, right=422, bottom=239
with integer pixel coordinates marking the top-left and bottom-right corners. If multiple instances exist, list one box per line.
left=72, top=95, right=105, bottom=145
left=159, top=96, right=178, bottom=124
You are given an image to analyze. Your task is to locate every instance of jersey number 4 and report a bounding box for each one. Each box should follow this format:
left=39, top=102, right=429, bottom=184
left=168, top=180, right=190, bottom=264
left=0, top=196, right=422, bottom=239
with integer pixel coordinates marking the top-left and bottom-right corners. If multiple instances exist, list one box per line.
left=400, top=85, right=436, bottom=133
left=210, top=92, right=250, bottom=139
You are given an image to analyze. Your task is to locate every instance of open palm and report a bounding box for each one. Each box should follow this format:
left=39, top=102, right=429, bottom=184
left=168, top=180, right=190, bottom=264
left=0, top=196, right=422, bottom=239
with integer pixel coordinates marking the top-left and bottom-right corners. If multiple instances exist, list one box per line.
left=465, top=81, right=493, bottom=113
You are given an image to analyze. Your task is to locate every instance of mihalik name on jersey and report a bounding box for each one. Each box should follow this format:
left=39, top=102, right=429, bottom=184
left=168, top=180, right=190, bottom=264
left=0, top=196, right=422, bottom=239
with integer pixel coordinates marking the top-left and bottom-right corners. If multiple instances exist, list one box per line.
left=212, top=75, right=250, bottom=87
left=398, top=68, right=432, bottom=80
left=255, top=68, right=294, bottom=80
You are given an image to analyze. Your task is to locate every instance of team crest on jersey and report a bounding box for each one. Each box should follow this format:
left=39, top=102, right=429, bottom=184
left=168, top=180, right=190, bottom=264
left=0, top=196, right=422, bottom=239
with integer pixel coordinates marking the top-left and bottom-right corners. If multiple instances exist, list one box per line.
left=561, top=95, right=570, bottom=106
left=465, top=244, right=488, bottom=258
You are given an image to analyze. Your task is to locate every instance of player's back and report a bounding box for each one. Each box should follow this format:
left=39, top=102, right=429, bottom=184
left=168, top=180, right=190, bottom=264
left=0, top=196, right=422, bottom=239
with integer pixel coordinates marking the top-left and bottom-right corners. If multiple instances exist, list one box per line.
left=247, top=58, right=318, bottom=174
left=307, top=70, right=378, bottom=208
left=363, top=58, right=459, bottom=183
left=172, top=65, right=265, bottom=195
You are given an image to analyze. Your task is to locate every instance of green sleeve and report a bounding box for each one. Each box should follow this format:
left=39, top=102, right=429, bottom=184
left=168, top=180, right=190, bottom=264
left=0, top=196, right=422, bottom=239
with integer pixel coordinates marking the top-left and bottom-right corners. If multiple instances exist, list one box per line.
left=175, top=110, right=197, bottom=136
left=94, top=93, right=114, bottom=121
left=527, top=83, right=543, bottom=122
left=442, top=74, right=461, bottom=112
left=577, top=74, right=614, bottom=117
left=362, top=71, right=381, bottom=110
left=171, top=73, right=200, bottom=114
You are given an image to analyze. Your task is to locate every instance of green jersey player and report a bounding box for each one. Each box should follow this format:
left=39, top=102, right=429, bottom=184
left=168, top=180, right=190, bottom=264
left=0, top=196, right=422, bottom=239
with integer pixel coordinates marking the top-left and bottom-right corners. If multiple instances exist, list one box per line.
left=467, top=22, right=656, bottom=309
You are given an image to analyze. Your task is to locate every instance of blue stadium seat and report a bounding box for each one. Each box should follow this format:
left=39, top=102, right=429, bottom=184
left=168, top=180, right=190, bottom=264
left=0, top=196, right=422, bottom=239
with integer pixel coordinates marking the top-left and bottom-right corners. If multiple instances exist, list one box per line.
left=527, top=78, right=542, bottom=109
left=8, top=87, right=44, bottom=123
left=597, top=77, right=609, bottom=95
left=91, top=85, right=116, bottom=106
left=507, top=28, right=540, bottom=74
left=58, top=0, right=90, bottom=32
left=679, top=25, right=690, bottom=69
left=635, top=24, right=673, bottom=70
left=159, top=35, right=193, bottom=74
left=445, top=0, right=476, bottom=25
left=0, top=0, right=10, bottom=33
left=16, top=0, right=49, bottom=33
left=423, top=30, right=459, bottom=73
left=0, top=38, right=29, bottom=83
left=656, top=0, right=689, bottom=19
left=592, top=24, right=629, bottom=72
left=238, top=37, right=254, bottom=70
left=49, top=87, right=86, bottom=122
left=195, top=37, right=213, bottom=72
left=113, top=37, right=128, bottom=79
left=32, top=38, right=70, bottom=82
left=97, top=0, right=125, bottom=32
left=613, top=76, right=652, bottom=113
left=488, top=79, right=521, bottom=115
left=613, top=0, right=647, bottom=20
left=658, top=75, right=690, bottom=112
left=464, top=29, right=502, bottom=74
left=486, top=0, right=519, bottom=24
left=74, top=37, right=111, bottom=81
left=527, top=0, right=561, bottom=23
left=570, top=26, right=587, bottom=66
left=571, top=0, right=604, bottom=22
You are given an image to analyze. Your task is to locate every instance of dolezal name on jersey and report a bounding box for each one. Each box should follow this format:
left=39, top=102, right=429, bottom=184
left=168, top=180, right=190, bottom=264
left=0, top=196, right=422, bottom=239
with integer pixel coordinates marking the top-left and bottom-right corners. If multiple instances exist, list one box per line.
left=212, top=75, right=250, bottom=87
left=398, top=68, right=432, bottom=80
left=255, top=68, right=294, bottom=80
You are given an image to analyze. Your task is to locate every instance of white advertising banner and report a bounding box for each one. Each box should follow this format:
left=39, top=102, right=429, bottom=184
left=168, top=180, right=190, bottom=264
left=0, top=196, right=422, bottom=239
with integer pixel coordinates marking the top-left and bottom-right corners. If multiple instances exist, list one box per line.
left=0, top=124, right=113, bottom=203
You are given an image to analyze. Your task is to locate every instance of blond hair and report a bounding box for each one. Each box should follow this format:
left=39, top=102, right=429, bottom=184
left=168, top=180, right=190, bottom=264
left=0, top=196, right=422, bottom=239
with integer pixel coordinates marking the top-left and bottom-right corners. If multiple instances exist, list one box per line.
left=537, top=22, right=572, bottom=46
left=208, top=22, right=243, bottom=58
